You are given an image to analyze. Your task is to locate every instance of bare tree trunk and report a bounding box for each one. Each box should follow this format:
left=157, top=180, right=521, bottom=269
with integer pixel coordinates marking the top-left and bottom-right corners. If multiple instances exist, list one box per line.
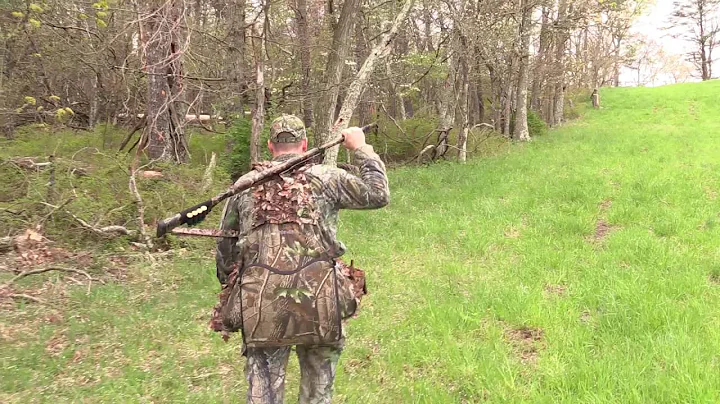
left=323, top=0, right=416, bottom=165
left=89, top=72, right=99, bottom=128
left=396, top=27, right=412, bottom=120
left=386, top=61, right=399, bottom=119
left=423, top=0, right=434, bottom=52
left=502, top=85, right=511, bottom=136
left=228, top=0, right=247, bottom=115
left=488, top=65, right=502, bottom=131
left=457, top=61, right=470, bottom=162
left=439, top=23, right=464, bottom=143
left=354, top=12, right=372, bottom=126
left=553, top=0, right=569, bottom=126
left=314, top=0, right=360, bottom=146
left=475, top=82, right=485, bottom=123
left=613, top=36, right=622, bottom=87
left=250, top=18, right=265, bottom=165
left=513, top=0, right=533, bottom=142
left=142, top=0, right=189, bottom=163
left=294, top=0, right=313, bottom=127
left=531, top=6, right=551, bottom=110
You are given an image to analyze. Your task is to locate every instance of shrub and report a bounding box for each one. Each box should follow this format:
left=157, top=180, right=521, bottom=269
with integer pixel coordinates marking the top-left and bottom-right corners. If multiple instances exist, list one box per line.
left=222, top=119, right=252, bottom=181
left=527, top=110, right=548, bottom=137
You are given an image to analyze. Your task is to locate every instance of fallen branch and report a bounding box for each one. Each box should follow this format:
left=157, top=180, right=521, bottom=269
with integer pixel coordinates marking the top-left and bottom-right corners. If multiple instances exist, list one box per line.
left=38, top=198, right=75, bottom=228
left=66, top=210, right=136, bottom=237
left=7, top=266, right=95, bottom=285
left=414, top=145, right=436, bottom=163
left=201, top=152, right=217, bottom=193
left=0, top=237, right=12, bottom=253
left=7, top=293, right=48, bottom=305
left=471, top=123, right=495, bottom=131
left=129, top=165, right=154, bottom=251
left=8, top=157, right=53, bottom=171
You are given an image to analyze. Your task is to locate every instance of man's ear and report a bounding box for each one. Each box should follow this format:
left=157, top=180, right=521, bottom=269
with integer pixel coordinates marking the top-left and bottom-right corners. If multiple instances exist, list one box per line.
left=267, top=140, right=274, bottom=154
left=301, top=138, right=308, bottom=152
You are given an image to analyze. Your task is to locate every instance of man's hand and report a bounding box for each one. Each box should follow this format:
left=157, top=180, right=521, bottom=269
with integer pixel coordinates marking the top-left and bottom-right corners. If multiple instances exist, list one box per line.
left=342, top=127, right=367, bottom=151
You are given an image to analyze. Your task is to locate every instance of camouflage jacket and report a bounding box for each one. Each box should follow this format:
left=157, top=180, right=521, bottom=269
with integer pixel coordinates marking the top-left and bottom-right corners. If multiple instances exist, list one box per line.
left=215, top=144, right=390, bottom=285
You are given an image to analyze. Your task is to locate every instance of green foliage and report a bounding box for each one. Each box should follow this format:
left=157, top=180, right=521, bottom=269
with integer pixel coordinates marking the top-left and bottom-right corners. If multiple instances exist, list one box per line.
left=11, top=11, right=24, bottom=18
left=566, top=88, right=592, bottom=120
left=28, top=3, right=44, bottom=13
left=369, top=116, right=437, bottom=162
left=54, top=107, right=74, bottom=123
left=0, top=125, right=230, bottom=249
left=527, top=109, right=548, bottom=137
left=222, top=119, right=252, bottom=181
left=220, top=118, right=273, bottom=181
left=92, top=0, right=108, bottom=10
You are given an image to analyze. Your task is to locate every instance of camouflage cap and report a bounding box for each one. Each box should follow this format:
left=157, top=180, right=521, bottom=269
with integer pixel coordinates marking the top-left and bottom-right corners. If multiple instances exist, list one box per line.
left=269, top=115, right=306, bottom=143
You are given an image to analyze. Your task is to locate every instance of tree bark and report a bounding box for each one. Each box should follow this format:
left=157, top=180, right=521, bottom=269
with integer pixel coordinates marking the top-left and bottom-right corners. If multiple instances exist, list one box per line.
left=353, top=11, right=372, bottom=126
left=294, top=0, right=314, bottom=127
left=553, top=0, right=570, bottom=126
left=502, top=85, right=511, bottom=136
left=531, top=6, right=551, bottom=110
left=142, top=0, right=189, bottom=163
left=89, top=72, right=99, bottom=128
left=613, top=36, right=622, bottom=87
left=457, top=61, right=470, bottom=162
left=250, top=18, right=266, bottom=165
left=322, top=0, right=416, bottom=165
left=513, top=0, right=532, bottom=142
left=228, top=0, right=247, bottom=115
left=314, top=0, right=360, bottom=146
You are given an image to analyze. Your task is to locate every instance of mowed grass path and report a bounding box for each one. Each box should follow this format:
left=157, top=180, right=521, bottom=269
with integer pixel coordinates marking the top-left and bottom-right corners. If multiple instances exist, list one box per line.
left=2, top=81, right=720, bottom=402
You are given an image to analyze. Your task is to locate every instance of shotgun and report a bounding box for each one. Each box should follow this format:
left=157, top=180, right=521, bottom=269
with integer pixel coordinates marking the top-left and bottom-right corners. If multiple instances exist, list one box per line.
left=156, top=122, right=377, bottom=237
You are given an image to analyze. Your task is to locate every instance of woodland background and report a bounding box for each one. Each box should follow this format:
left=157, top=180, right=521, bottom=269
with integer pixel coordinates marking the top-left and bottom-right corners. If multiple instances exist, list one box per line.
left=3, top=0, right=715, bottom=170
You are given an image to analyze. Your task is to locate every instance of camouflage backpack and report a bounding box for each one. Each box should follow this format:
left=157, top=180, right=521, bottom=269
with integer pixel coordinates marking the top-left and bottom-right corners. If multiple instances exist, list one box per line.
left=217, top=162, right=358, bottom=348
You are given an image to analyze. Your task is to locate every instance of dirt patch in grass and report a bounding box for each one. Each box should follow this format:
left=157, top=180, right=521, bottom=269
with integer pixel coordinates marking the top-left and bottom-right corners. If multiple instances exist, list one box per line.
left=593, top=220, right=614, bottom=242
left=590, top=199, right=616, bottom=243
left=504, top=325, right=545, bottom=364
left=709, top=271, right=720, bottom=285
left=544, top=284, right=567, bottom=296
left=45, top=330, right=70, bottom=356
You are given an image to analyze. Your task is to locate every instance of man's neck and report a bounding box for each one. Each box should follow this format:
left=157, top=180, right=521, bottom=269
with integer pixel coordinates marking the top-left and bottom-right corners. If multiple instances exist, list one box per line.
left=272, top=152, right=301, bottom=162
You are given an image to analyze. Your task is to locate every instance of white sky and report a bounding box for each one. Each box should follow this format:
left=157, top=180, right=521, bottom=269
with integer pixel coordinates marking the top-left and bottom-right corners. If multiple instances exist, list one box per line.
left=619, top=0, right=718, bottom=85
left=631, top=0, right=686, bottom=55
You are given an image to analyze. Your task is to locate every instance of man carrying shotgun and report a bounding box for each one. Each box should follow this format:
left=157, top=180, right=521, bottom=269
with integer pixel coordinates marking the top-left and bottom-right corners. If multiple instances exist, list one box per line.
left=214, top=115, right=389, bottom=403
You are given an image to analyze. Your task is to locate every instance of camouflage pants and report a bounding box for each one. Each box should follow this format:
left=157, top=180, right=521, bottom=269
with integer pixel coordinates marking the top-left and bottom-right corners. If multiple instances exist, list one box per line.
left=244, top=344, right=343, bottom=404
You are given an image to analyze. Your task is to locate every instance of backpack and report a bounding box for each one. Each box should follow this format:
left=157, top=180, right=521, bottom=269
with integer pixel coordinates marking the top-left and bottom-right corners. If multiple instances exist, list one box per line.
left=218, top=163, right=356, bottom=348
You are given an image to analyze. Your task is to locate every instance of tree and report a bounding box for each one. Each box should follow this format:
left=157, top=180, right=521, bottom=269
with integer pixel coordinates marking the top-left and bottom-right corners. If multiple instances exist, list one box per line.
left=513, top=0, right=533, bottom=141
left=140, top=0, right=190, bottom=163
left=313, top=0, right=361, bottom=147
left=668, top=0, right=720, bottom=80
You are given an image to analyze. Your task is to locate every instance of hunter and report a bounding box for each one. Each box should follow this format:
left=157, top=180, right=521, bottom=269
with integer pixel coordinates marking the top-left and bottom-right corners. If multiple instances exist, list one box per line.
left=215, top=114, right=390, bottom=403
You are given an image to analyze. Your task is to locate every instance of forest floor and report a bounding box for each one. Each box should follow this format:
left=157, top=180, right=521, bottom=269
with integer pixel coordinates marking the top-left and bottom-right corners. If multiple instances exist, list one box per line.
left=2, top=81, right=720, bottom=403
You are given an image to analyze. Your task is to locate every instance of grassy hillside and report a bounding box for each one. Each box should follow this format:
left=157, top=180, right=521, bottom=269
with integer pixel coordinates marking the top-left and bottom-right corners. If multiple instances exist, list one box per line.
left=2, top=80, right=720, bottom=402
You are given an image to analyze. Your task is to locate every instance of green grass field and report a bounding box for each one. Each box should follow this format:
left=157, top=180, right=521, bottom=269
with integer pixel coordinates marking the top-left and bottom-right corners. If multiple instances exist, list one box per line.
left=2, top=81, right=720, bottom=402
